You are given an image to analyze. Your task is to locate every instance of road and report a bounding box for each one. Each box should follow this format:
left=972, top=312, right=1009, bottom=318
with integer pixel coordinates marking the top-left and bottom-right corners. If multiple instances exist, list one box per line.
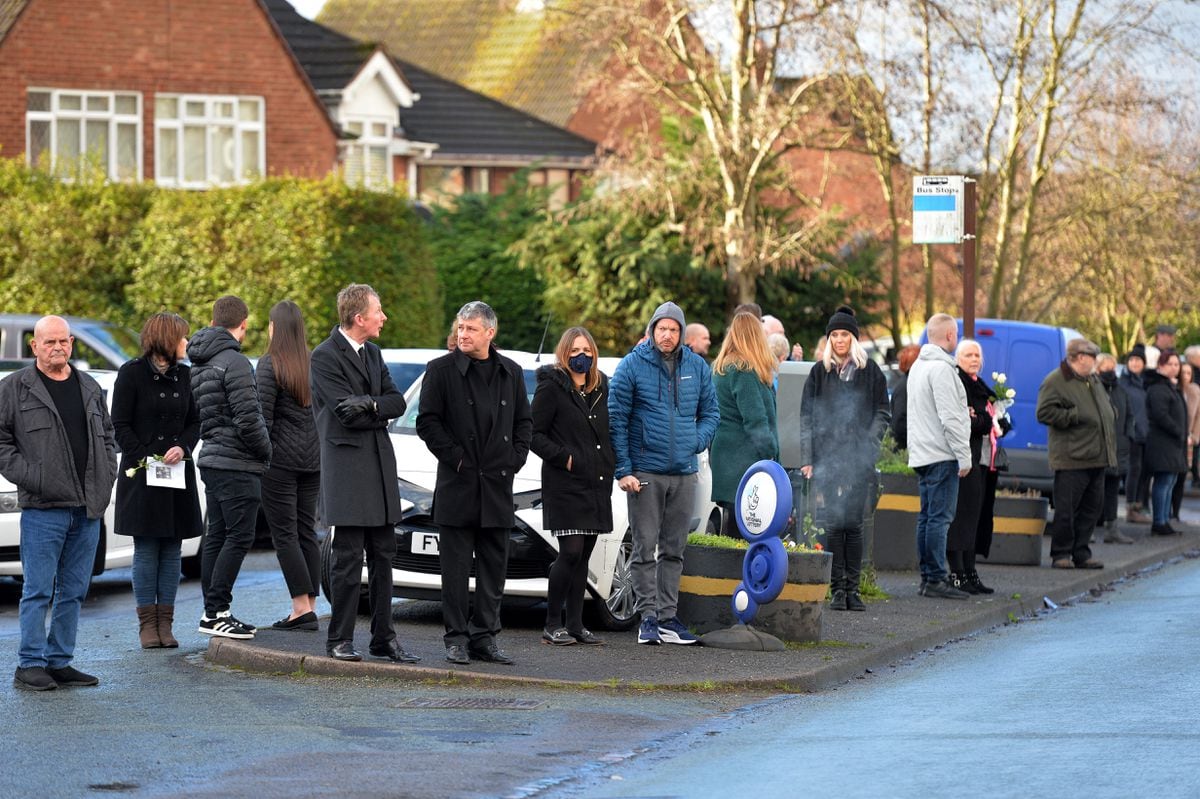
left=541, top=553, right=1200, bottom=799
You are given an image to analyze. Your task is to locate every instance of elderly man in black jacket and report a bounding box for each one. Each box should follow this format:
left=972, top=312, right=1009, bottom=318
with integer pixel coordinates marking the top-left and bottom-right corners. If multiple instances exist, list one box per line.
left=188, top=296, right=271, bottom=640
left=310, top=284, right=418, bottom=664
left=417, top=301, right=532, bottom=666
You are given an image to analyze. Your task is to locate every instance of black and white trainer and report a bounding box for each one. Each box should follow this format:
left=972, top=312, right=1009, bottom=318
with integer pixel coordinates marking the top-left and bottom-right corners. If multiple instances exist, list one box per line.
left=198, top=611, right=255, bottom=639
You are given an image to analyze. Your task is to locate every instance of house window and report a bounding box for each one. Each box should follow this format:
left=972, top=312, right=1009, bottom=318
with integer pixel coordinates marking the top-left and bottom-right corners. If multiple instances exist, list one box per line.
left=25, top=89, right=142, bottom=181
left=342, top=117, right=392, bottom=189
left=155, top=94, right=264, bottom=188
left=417, top=165, right=465, bottom=204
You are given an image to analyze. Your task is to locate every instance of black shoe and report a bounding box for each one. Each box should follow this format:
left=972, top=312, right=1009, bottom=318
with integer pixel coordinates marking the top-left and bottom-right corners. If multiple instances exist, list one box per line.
left=953, top=572, right=982, bottom=595
left=272, top=611, right=318, bottom=631
left=829, top=589, right=848, bottom=611
left=368, top=640, right=421, bottom=664
left=568, top=628, right=605, bottom=645
left=923, top=580, right=969, bottom=599
left=327, top=641, right=362, bottom=661
left=542, top=627, right=576, bottom=646
left=966, top=571, right=995, bottom=595
left=1151, top=523, right=1175, bottom=536
left=445, top=644, right=470, bottom=665
left=845, top=591, right=866, bottom=611
left=45, top=665, right=99, bottom=687
left=13, top=666, right=57, bottom=691
left=468, top=644, right=515, bottom=665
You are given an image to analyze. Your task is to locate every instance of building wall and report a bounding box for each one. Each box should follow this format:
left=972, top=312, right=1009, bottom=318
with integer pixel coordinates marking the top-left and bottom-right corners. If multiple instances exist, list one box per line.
left=0, top=0, right=337, bottom=179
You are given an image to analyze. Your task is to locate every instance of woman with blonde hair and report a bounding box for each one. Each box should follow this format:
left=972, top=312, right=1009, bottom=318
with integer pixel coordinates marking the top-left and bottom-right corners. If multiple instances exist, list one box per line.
left=531, top=326, right=614, bottom=645
left=799, top=306, right=889, bottom=611
left=709, top=312, right=780, bottom=534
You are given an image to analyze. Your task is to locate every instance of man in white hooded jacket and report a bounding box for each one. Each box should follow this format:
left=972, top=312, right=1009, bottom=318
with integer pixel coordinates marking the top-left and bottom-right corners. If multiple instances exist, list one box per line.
left=907, top=313, right=972, bottom=599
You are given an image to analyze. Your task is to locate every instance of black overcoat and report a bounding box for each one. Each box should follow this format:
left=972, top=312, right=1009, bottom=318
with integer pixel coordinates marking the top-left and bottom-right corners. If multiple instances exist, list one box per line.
left=111, top=357, right=203, bottom=539
left=947, top=369, right=996, bottom=553
left=1143, top=370, right=1188, bottom=474
left=416, top=347, right=533, bottom=528
left=530, top=365, right=615, bottom=532
left=310, top=327, right=407, bottom=527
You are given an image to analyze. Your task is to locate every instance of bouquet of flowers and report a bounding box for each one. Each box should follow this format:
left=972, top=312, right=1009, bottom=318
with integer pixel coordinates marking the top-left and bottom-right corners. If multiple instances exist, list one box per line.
left=990, top=371, right=1016, bottom=430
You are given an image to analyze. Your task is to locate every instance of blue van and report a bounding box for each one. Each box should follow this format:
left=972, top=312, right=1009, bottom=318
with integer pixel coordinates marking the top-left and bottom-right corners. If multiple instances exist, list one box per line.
left=921, top=319, right=1082, bottom=493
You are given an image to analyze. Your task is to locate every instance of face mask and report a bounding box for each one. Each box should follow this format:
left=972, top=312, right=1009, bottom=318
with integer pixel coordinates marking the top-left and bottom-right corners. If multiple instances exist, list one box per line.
left=568, top=353, right=593, bottom=375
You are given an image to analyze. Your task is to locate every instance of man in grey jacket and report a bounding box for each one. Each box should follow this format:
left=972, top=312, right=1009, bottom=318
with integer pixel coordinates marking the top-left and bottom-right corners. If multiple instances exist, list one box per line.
left=0, top=316, right=117, bottom=691
left=187, top=295, right=271, bottom=639
left=907, top=313, right=971, bottom=599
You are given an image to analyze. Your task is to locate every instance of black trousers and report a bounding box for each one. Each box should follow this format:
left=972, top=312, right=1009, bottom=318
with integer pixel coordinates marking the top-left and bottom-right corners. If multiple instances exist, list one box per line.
left=260, top=466, right=321, bottom=598
left=1102, top=472, right=1120, bottom=524
left=1049, top=467, right=1104, bottom=565
left=438, top=525, right=508, bottom=649
left=327, top=524, right=396, bottom=648
left=1126, top=441, right=1146, bottom=506
left=200, top=468, right=261, bottom=616
left=816, top=477, right=869, bottom=595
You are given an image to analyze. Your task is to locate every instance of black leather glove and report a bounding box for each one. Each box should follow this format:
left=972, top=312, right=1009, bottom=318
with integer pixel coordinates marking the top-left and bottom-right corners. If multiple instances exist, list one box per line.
left=334, top=395, right=376, bottom=425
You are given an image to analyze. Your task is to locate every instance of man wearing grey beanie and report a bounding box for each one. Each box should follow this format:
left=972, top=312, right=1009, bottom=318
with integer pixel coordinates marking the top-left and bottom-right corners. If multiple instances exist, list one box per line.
left=609, top=301, right=720, bottom=645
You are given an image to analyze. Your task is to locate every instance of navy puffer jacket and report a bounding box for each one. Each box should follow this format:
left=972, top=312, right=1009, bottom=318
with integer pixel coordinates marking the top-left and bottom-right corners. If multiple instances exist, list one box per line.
left=187, top=326, right=271, bottom=473
left=608, top=340, right=719, bottom=478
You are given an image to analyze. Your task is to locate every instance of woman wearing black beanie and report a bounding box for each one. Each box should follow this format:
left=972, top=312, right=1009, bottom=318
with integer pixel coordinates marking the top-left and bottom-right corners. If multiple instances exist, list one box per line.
left=798, top=306, right=890, bottom=610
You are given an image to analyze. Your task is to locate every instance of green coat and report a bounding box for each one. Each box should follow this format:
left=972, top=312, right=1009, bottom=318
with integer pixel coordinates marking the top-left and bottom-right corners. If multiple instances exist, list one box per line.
left=1035, top=361, right=1116, bottom=471
left=710, top=366, right=779, bottom=505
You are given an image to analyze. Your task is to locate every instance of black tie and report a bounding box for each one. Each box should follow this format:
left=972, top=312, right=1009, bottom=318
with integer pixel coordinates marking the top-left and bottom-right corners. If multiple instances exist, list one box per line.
left=357, top=347, right=368, bottom=367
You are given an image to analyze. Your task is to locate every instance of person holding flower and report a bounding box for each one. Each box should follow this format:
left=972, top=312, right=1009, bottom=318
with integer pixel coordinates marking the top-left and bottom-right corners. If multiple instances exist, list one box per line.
left=112, top=312, right=203, bottom=648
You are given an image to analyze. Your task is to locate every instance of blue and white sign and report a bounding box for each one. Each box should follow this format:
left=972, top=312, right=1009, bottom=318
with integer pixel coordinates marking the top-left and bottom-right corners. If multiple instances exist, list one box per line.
left=913, top=175, right=965, bottom=244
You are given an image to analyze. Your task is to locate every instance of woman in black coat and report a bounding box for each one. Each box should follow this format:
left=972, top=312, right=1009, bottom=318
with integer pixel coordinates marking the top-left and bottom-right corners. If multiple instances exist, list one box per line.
left=530, top=326, right=615, bottom=646
left=112, top=312, right=203, bottom=649
left=1144, top=349, right=1188, bottom=535
left=257, top=301, right=322, bottom=631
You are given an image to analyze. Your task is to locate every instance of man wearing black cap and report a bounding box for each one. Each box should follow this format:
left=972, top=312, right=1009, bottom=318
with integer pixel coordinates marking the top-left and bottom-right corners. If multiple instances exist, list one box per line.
left=1036, top=338, right=1116, bottom=569
left=1145, top=324, right=1176, bottom=370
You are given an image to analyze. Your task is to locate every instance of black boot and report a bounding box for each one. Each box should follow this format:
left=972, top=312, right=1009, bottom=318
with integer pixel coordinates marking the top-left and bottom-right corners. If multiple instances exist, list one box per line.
left=966, top=570, right=994, bottom=594
left=829, top=589, right=848, bottom=611
left=953, top=572, right=981, bottom=595
left=845, top=591, right=866, bottom=611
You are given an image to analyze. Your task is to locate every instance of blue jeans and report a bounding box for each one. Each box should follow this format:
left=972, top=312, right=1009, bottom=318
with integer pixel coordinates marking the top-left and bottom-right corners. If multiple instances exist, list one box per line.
left=1151, top=471, right=1178, bottom=525
left=915, top=461, right=960, bottom=584
left=132, top=536, right=182, bottom=606
left=18, top=507, right=100, bottom=669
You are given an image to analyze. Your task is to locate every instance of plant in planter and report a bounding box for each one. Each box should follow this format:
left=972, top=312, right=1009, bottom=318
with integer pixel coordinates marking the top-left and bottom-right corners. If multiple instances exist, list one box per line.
left=872, top=433, right=919, bottom=571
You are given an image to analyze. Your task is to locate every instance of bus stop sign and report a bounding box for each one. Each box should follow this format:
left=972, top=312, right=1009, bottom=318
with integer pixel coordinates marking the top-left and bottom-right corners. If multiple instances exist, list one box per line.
left=913, top=175, right=964, bottom=244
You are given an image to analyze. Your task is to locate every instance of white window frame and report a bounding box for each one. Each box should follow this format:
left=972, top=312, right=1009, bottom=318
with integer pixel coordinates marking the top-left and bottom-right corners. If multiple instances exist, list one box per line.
left=25, top=88, right=143, bottom=181
left=154, top=94, right=266, bottom=189
left=340, top=114, right=394, bottom=189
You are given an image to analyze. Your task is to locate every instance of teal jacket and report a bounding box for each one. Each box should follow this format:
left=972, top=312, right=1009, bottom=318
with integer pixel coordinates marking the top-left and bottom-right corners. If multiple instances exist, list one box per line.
left=709, top=366, right=779, bottom=505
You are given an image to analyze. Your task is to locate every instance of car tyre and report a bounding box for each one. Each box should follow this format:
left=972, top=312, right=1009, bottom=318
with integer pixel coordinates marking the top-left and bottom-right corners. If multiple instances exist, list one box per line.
left=586, top=532, right=638, bottom=632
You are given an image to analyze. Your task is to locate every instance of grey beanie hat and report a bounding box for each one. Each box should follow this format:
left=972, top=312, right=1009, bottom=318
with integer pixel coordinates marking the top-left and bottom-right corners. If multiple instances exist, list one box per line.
left=647, top=301, right=686, bottom=336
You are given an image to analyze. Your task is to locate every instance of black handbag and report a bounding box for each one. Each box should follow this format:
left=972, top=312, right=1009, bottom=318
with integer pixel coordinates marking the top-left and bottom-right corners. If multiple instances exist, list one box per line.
left=993, top=446, right=1010, bottom=472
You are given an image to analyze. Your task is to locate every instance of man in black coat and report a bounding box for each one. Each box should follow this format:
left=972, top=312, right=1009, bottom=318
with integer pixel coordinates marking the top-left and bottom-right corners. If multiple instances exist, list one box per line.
left=416, top=301, right=532, bottom=666
left=310, top=284, right=418, bottom=664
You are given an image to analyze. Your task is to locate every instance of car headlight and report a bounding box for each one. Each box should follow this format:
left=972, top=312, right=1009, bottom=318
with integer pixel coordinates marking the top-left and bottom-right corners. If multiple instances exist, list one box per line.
left=396, top=478, right=433, bottom=515
left=0, top=491, right=18, bottom=513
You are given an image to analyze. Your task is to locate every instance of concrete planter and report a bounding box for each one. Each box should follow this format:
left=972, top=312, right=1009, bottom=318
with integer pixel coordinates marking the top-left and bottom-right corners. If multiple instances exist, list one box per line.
left=872, top=472, right=919, bottom=571
left=982, top=495, right=1048, bottom=566
left=677, top=543, right=832, bottom=642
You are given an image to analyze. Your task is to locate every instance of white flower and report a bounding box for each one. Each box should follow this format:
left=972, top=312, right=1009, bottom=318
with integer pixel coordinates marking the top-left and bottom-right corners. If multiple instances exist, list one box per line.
left=125, top=468, right=137, bottom=477
left=1006, top=388, right=1016, bottom=399
left=992, top=371, right=1000, bottom=381
left=997, top=373, right=1007, bottom=383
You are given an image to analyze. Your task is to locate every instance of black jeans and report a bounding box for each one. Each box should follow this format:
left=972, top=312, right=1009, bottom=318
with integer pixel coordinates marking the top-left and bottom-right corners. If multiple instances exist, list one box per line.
left=326, top=524, right=396, bottom=648
left=816, top=477, right=870, bottom=594
left=260, top=466, right=321, bottom=598
left=1126, top=441, right=1146, bottom=506
left=1102, top=472, right=1120, bottom=524
left=1049, top=468, right=1104, bottom=565
left=199, top=468, right=261, bottom=616
left=439, top=525, right=508, bottom=649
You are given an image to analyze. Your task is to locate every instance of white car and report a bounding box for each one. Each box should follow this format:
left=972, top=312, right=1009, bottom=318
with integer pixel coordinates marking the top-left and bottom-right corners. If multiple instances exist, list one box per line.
left=0, top=369, right=202, bottom=581
left=321, top=350, right=720, bottom=631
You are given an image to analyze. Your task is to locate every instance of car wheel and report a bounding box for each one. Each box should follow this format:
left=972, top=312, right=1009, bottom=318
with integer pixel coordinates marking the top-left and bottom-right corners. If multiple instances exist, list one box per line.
left=319, top=528, right=371, bottom=615
left=587, top=532, right=637, bottom=631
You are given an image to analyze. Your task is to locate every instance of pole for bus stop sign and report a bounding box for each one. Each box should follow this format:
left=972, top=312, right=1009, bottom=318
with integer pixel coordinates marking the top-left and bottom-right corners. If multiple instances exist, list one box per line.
left=962, top=178, right=976, bottom=339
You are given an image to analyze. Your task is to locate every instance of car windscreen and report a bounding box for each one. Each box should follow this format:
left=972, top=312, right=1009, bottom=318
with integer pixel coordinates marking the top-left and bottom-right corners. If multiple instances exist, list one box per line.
left=391, top=368, right=538, bottom=434
left=386, top=362, right=428, bottom=395
left=79, top=321, right=139, bottom=361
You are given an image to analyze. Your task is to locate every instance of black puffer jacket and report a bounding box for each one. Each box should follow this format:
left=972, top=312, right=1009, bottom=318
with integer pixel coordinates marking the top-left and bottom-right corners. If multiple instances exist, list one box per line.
left=256, top=353, right=318, bottom=473
left=187, top=326, right=271, bottom=473
left=1143, top=370, right=1188, bottom=474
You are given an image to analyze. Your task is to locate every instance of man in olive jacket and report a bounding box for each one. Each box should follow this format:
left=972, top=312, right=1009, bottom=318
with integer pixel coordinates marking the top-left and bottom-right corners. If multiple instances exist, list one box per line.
left=310, top=284, right=417, bottom=664
left=1036, top=338, right=1116, bottom=569
left=417, top=301, right=532, bottom=666
left=0, top=315, right=116, bottom=691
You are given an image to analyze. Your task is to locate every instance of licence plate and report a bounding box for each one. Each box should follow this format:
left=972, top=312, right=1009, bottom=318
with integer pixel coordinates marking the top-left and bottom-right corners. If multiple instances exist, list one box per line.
left=411, top=531, right=440, bottom=555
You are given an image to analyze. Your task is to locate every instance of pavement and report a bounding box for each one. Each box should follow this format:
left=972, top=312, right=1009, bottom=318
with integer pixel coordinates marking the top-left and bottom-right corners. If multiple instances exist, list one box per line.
left=206, top=513, right=1200, bottom=693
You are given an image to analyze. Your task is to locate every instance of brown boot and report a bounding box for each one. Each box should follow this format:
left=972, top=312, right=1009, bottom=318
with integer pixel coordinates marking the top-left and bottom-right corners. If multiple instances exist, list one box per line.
left=137, top=605, right=163, bottom=648
left=1127, top=504, right=1151, bottom=524
left=157, top=605, right=179, bottom=648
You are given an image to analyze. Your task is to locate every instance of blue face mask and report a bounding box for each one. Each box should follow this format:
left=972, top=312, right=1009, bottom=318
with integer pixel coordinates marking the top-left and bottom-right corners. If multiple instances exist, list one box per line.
left=568, top=353, right=593, bottom=375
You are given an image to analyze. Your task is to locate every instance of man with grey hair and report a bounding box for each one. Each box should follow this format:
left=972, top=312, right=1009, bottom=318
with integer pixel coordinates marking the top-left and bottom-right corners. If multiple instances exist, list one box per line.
left=610, top=301, right=719, bottom=644
left=907, top=313, right=971, bottom=599
left=1036, top=338, right=1116, bottom=569
left=311, top=283, right=418, bottom=663
left=0, top=315, right=117, bottom=690
left=418, top=301, right=532, bottom=665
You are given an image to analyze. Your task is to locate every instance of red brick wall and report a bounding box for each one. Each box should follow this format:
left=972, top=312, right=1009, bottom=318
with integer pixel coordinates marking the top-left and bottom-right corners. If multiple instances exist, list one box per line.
left=0, top=0, right=337, bottom=179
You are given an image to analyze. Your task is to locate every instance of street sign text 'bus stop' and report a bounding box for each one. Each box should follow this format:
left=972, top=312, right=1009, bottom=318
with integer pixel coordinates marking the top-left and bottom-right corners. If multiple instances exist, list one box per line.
left=912, top=176, right=964, bottom=244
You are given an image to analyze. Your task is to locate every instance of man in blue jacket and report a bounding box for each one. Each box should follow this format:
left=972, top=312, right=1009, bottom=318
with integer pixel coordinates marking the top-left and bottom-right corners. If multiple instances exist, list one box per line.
left=609, top=301, right=719, bottom=645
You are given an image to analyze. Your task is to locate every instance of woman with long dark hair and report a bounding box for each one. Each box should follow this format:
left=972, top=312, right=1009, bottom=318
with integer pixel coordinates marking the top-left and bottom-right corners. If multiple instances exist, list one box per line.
left=112, top=312, right=203, bottom=648
left=257, top=301, right=322, bottom=629
left=531, top=326, right=615, bottom=646
left=799, top=306, right=890, bottom=611
left=1144, top=349, right=1188, bottom=535
left=709, top=312, right=779, bottom=535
